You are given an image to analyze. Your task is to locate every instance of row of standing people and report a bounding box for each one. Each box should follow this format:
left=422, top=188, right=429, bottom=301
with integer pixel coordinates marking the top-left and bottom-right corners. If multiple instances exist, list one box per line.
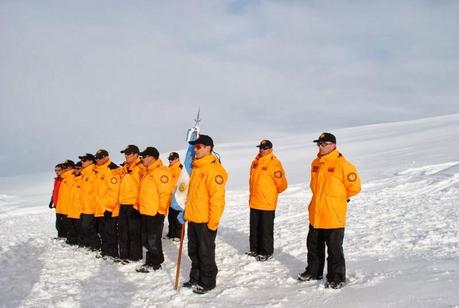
left=49, top=132, right=360, bottom=293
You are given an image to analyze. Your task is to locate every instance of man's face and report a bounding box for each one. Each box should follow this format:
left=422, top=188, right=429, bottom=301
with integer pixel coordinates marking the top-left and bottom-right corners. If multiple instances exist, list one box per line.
left=54, top=167, right=62, bottom=176
left=125, top=152, right=138, bottom=164
left=81, top=160, right=93, bottom=168
left=168, top=157, right=178, bottom=165
left=96, top=156, right=108, bottom=166
left=317, top=142, right=336, bottom=156
left=141, top=155, right=154, bottom=167
left=194, top=144, right=211, bottom=159
left=74, top=167, right=81, bottom=175
left=258, top=146, right=272, bottom=157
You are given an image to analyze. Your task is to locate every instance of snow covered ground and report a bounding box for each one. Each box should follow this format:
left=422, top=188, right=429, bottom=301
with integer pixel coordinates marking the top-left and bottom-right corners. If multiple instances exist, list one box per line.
left=0, top=114, right=458, bottom=307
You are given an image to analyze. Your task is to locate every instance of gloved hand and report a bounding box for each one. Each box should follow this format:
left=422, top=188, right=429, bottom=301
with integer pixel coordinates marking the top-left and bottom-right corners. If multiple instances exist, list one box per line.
left=104, top=210, right=112, bottom=219
left=49, top=201, right=54, bottom=209
left=177, top=211, right=185, bottom=224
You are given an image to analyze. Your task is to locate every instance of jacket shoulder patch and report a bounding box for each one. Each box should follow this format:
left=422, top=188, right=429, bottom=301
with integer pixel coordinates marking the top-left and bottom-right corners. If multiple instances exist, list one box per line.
left=347, top=172, right=357, bottom=182
left=215, top=175, right=224, bottom=185
left=274, top=170, right=283, bottom=178
left=110, top=177, right=118, bottom=184
left=160, top=175, right=169, bottom=184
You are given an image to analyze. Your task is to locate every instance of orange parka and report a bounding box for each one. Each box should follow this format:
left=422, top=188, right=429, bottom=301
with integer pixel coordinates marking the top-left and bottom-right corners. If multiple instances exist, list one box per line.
left=55, top=169, right=74, bottom=215
left=249, top=152, right=288, bottom=211
left=184, top=154, right=228, bottom=231
left=67, top=173, right=83, bottom=219
left=119, top=158, right=144, bottom=209
left=168, top=160, right=183, bottom=189
left=138, top=159, right=173, bottom=216
left=94, top=159, right=122, bottom=217
left=308, top=149, right=361, bottom=229
left=80, top=164, right=97, bottom=215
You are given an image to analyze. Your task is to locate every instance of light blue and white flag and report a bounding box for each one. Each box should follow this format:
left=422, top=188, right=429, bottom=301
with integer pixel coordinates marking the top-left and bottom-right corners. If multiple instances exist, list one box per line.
left=170, top=111, right=200, bottom=224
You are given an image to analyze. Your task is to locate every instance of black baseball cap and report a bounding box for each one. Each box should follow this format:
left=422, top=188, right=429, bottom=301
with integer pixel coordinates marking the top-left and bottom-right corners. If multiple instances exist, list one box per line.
left=256, top=139, right=273, bottom=149
left=95, top=149, right=109, bottom=159
left=168, top=152, right=179, bottom=160
left=78, top=153, right=96, bottom=162
left=313, top=132, right=336, bottom=144
left=62, top=159, right=75, bottom=168
left=189, top=134, right=214, bottom=147
left=139, top=147, right=159, bottom=159
left=120, top=144, right=140, bottom=155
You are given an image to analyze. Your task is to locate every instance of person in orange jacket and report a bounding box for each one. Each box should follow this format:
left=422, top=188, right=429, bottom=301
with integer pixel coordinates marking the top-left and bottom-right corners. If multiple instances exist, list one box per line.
left=49, top=163, right=64, bottom=237
left=66, top=162, right=83, bottom=245
left=55, top=160, right=75, bottom=238
left=298, top=132, right=361, bottom=289
left=182, top=134, right=228, bottom=294
left=94, top=149, right=122, bottom=258
left=136, top=147, right=173, bottom=272
left=247, top=140, right=288, bottom=261
left=118, top=144, right=144, bottom=262
left=79, top=153, right=100, bottom=250
left=166, top=152, right=183, bottom=241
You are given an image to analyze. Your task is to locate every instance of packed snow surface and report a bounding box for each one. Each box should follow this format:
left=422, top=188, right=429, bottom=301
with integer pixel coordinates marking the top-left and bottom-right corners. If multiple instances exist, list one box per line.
left=0, top=114, right=458, bottom=307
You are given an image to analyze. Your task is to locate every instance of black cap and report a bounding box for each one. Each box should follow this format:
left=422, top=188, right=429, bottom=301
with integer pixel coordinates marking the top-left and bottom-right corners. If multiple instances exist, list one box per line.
left=120, top=144, right=140, bottom=155
left=313, top=132, right=336, bottom=144
left=75, top=161, right=82, bottom=168
left=139, top=147, right=159, bottom=159
left=63, top=159, right=75, bottom=168
left=168, top=152, right=179, bottom=161
left=256, top=139, right=273, bottom=149
left=189, top=134, right=214, bottom=147
left=95, top=149, right=109, bottom=159
left=78, top=153, right=96, bottom=162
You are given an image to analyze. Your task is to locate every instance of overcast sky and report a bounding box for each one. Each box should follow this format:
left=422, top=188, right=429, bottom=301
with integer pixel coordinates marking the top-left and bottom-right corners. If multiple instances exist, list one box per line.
left=1, top=0, right=458, bottom=176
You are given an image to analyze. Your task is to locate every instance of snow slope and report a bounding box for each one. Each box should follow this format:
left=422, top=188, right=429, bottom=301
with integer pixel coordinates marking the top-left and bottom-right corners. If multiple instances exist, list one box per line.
left=0, top=114, right=458, bottom=307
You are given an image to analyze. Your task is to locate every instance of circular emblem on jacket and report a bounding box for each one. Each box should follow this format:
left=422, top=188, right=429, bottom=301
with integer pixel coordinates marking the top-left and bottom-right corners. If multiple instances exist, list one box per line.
left=215, top=175, right=224, bottom=184
left=110, top=177, right=118, bottom=184
left=347, top=172, right=357, bottom=182
left=274, top=171, right=283, bottom=178
left=178, top=182, right=187, bottom=192
left=160, top=175, right=169, bottom=184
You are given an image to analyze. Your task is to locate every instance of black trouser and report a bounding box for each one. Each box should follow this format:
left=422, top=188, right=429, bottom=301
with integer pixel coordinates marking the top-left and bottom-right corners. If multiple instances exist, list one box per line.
left=118, top=204, right=142, bottom=261
left=81, top=214, right=101, bottom=250
left=167, top=207, right=181, bottom=238
left=249, top=209, right=275, bottom=256
left=101, top=211, right=119, bottom=258
left=188, top=222, right=218, bottom=290
left=141, top=214, right=165, bottom=266
left=66, top=218, right=82, bottom=245
left=305, top=225, right=346, bottom=283
left=55, top=213, right=67, bottom=238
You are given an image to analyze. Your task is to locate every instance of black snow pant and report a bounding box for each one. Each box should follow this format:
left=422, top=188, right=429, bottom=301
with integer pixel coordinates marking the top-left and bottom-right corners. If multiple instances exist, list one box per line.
left=305, top=225, right=346, bottom=283
left=167, top=207, right=181, bottom=239
left=249, top=209, right=275, bottom=256
left=66, top=218, right=82, bottom=245
left=55, top=213, right=67, bottom=238
left=81, top=214, right=101, bottom=250
left=101, top=211, right=119, bottom=258
left=141, top=214, right=165, bottom=266
left=118, top=204, right=142, bottom=261
left=188, top=222, right=218, bottom=290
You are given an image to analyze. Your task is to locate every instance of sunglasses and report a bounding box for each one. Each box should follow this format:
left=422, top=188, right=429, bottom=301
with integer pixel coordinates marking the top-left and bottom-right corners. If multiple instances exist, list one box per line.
left=259, top=146, right=270, bottom=150
left=317, top=142, right=334, bottom=147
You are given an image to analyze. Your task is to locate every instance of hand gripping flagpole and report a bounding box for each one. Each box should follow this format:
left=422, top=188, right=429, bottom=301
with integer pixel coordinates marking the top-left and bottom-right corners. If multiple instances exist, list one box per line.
left=174, top=109, right=200, bottom=290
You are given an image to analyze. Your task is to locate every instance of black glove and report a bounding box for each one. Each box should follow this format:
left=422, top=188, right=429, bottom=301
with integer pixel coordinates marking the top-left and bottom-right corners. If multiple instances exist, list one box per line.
left=104, top=210, right=112, bottom=219
left=49, top=201, right=54, bottom=209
